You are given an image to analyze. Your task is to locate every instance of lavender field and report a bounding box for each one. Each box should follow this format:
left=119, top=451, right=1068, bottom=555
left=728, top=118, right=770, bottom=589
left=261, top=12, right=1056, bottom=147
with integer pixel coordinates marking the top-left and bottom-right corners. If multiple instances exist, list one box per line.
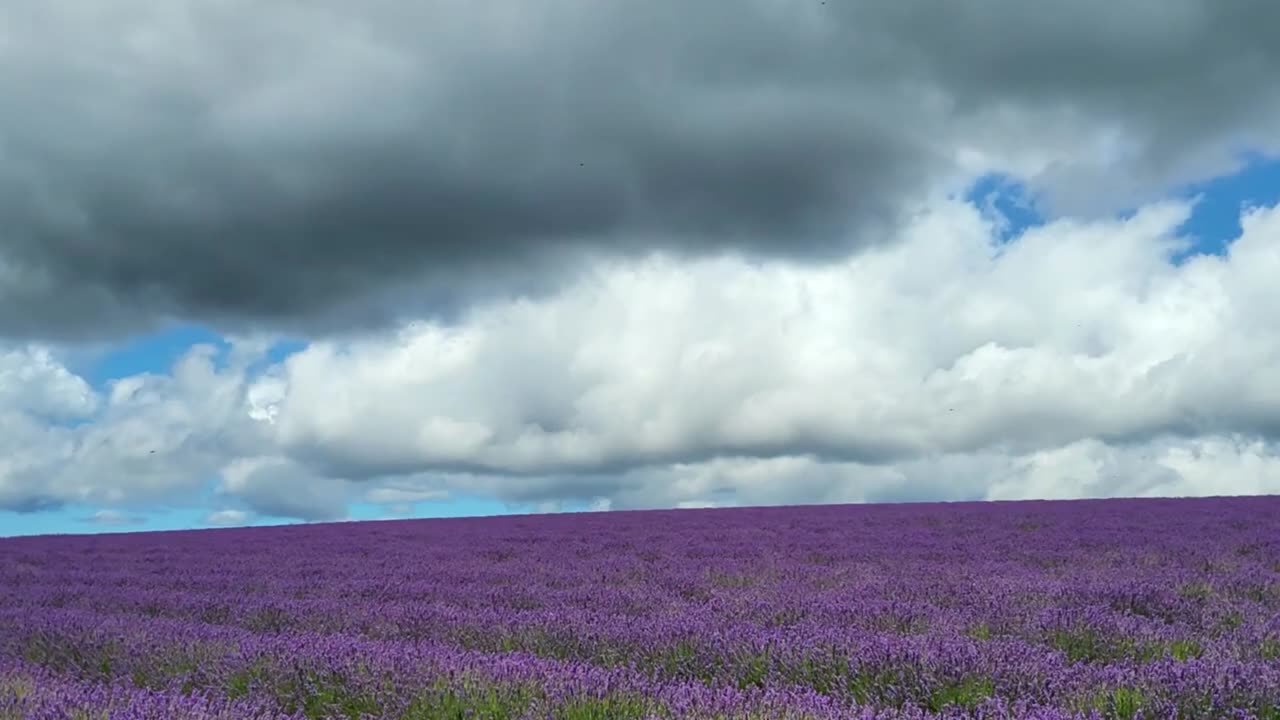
left=2, top=497, right=1279, bottom=719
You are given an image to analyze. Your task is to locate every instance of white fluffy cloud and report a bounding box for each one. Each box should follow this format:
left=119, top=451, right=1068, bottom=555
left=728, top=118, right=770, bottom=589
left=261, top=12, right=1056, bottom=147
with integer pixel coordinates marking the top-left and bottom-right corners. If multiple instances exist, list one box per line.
left=204, top=509, right=250, bottom=527
left=591, top=436, right=1280, bottom=510
left=247, top=197, right=1280, bottom=480
left=216, top=456, right=349, bottom=521
left=0, top=343, right=271, bottom=514
left=0, top=346, right=98, bottom=420
left=2, top=191, right=1279, bottom=522
left=80, top=509, right=145, bottom=527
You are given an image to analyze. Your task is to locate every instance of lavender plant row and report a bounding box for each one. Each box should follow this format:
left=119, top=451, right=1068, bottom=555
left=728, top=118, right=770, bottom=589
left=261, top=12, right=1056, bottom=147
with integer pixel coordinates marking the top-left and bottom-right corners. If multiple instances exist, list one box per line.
left=2, top=496, right=1279, bottom=718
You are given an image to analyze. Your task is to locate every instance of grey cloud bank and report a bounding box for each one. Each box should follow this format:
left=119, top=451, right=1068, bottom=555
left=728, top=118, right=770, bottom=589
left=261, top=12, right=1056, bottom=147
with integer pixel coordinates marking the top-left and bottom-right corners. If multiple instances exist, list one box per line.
left=3, top=194, right=1280, bottom=520
left=2, top=1, right=1280, bottom=339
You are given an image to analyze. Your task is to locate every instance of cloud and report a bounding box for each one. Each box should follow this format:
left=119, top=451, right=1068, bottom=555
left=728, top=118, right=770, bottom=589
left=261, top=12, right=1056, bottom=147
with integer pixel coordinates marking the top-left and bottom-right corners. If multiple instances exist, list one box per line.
left=204, top=509, right=250, bottom=527
left=0, top=346, right=98, bottom=419
left=380, top=503, right=417, bottom=518
left=0, top=341, right=271, bottom=514
left=79, top=509, right=145, bottom=527
left=3, top=192, right=1280, bottom=519
left=705, top=435, right=1280, bottom=506
left=362, top=485, right=448, bottom=505
left=216, top=456, right=349, bottom=521
left=247, top=198, right=1280, bottom=488
left=3, top=1, right=1280, bottom=339
left=316, top=435, right=1280, bottom=514
left=0, top=348, right=95, bottom=513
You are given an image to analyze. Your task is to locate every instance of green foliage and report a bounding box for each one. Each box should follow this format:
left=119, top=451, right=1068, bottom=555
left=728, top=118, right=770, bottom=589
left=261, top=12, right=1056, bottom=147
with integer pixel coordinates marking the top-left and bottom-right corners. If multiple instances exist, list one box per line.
left=875, top=612, right=927, bottom=635
left=767, top=607, right=807, bottom=628
left=451, top=627, right=587, bottom=665
left=1049, top=628, right=1174, bottom=665
left=965, top=623, right=993, bottom=641
left=266, top=671, right=381, bottom=719
left=1126, top=641, right=1167, bottom=664
left=736, top=652, right=771, bottom=690
left=401, top=682, right=658, bottom=720
left=556, top=695, right=656, bottom=720
left=656, top=640, right=710, bottom=681
left=1213, top=611, right=1244, bottom=634
left=1178, top=581, right=1214, bottom=600
left=1238, top=583, right=1280, bottom=607
left=705, top=569, right=756, bottom=589
left=777, top=654, right=900, bottom=706
left=224, top=659, right=274, bottom=699
left=785, top=654, right=850, bottom=697
left=1169, top=639, right=1204, bottom=661
left=298, top=680, right=382, bottom=720
left=1256, top=703, right=1280, bottom=720
left=1259, top=638, right=1280, bottom=660
left=506, top=594, right=544, bottom=611
left=1050, top=628, right=1110, bottom=663
left=199, top=604, right=234, bottom=625
left=926, top=676, right=995, bottom=712
left=842, top=669, right=887, bottom=707
left=404, top=684, right=531, bottom=720
left=244, top=607, right=291, bottom=634
left=0, top=674, right=34, bottom=701
left=1235, top=542, right=1262, bottom=557
left=1077, top=687, right=1149, bottom=720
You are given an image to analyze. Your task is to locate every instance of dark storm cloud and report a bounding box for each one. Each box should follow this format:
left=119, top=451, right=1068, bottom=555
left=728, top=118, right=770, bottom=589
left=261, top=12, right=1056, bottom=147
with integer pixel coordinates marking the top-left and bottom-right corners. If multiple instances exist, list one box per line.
left=1, top=493, right=63, bottom=515
left=2, top=0, right=1279, bottom=339
left=284, top=433, right=920, bottom=488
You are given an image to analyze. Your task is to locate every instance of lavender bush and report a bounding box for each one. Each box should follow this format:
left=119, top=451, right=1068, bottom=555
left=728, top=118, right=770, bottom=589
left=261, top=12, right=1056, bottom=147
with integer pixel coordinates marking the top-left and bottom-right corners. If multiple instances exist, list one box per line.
left=2, top=496, right=1278, bottom=718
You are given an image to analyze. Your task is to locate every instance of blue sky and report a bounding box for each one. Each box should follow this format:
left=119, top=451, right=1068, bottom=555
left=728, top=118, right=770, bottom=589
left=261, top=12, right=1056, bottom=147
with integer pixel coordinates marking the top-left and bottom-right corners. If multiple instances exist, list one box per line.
left=0, top=496, right=518, bottom=537
left=3, top=154, right=1279, bottom=538
left=1172, top=153, right=1280, bottom=260
left=964, top=153, right=1280, bottom=257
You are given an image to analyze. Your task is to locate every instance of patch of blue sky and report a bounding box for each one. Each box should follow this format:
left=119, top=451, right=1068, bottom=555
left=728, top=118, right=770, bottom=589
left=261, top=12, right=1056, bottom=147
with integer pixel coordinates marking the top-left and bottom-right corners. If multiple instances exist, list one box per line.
left=1169, top=151, right=1280, bottom=262
left=965, top=152, right=1280, bottom=265
left=62, top=323, right=308, bottom=395
left=0, top=505, right=215, bottom=538
left=963, top=172, right=1047, bottom=244
left=250, top=338, right=309, bottom=372
left=78, top=323, right=230, bottom=388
